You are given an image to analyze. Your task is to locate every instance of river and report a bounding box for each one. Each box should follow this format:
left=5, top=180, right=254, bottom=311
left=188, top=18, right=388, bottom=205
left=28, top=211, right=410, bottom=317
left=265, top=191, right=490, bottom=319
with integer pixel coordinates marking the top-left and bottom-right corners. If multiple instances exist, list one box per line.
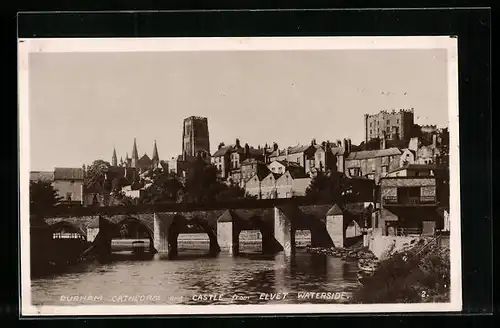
left=31, top=233, right=361, bottom=306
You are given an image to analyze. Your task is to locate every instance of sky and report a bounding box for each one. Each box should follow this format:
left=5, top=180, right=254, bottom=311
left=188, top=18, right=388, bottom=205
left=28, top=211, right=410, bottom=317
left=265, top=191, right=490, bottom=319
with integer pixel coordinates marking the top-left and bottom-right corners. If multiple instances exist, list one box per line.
left=28, top=48, right=449, bottom=171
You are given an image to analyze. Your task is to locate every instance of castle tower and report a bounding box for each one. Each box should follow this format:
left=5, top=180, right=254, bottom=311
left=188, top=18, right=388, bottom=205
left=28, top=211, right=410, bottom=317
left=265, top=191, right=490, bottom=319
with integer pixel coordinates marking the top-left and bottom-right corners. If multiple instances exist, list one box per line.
left=152, top=140, right=159, bottom=168
left=131, top=138, right=139, bottom=168
left=182, top=116, right=210, bottom=158
left=112, top=147, right=118, bottom=167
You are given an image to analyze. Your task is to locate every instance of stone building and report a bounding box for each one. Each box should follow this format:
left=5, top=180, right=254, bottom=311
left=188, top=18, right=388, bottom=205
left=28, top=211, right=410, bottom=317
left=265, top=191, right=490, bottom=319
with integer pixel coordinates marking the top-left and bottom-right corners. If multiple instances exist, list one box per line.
left=211, top=142, right=242, bottom=179
left=344, top=148, right=402, bottom=183
left=240, top=158, right=269, bottom=185
left=167, top=154, right=197, bottom=177
left=377, top=164, right=446, bottom=237
left=259, top=172, right=280, bottom=199
left=244, top=168, right=271, bottom=199
left=53, top=167, right=85, bottom=204
left=211, top=139, right=266, bottom=185
left=275, top=169, right=311, bottom=198
left=267, top=160, right=302, bottom=175
left=268, top=143, right=316, bottom=168
left=364, top=108, right=415, bottom=142
left=182, top=116, right=210, bottom=158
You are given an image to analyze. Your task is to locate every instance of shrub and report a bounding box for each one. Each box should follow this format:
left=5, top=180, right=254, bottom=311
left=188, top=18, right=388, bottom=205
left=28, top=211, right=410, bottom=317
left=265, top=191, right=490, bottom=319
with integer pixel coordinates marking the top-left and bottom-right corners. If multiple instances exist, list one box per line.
left=353, top=241, right=450, bottom=304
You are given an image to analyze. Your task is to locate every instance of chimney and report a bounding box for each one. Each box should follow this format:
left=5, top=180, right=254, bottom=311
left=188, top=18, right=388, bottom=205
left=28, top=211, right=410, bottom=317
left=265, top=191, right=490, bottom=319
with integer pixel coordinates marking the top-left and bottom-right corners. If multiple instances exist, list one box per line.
left=235, top=138, right=241, bottom=148
left=244, top=143, right=249, bottom=156
left=273, top=142, right=278, bottom=151
left=343, top=138, right=348, bottom=152
left=348, top=139, right=352, bottom=153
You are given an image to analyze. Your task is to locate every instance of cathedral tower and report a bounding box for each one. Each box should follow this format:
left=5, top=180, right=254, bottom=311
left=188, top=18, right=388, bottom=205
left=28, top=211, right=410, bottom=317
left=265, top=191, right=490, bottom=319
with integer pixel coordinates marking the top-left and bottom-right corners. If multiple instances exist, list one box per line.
left=182, top=116, right=210, bottom=158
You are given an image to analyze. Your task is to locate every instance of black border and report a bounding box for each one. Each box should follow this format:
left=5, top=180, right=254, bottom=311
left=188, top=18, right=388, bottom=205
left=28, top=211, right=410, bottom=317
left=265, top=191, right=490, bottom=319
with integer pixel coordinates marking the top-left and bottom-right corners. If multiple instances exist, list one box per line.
left=7, top=6, right=493, bottom=322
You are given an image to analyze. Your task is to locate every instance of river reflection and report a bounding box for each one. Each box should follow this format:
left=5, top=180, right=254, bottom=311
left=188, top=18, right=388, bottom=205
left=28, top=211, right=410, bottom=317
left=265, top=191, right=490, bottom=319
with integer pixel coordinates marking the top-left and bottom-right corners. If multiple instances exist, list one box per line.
left=31, top=246, right=360, bottom=306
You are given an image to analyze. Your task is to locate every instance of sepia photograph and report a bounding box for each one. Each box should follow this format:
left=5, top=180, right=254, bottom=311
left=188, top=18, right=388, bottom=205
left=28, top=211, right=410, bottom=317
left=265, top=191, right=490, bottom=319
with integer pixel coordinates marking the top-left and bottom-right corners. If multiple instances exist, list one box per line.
left=18, top=36, right=461, bottom=315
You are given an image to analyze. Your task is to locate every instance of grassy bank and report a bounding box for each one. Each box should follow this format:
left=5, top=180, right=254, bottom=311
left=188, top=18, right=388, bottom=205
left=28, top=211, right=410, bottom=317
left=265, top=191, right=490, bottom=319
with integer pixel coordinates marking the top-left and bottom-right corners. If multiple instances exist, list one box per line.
left=353, top=239, right=450, bottom=303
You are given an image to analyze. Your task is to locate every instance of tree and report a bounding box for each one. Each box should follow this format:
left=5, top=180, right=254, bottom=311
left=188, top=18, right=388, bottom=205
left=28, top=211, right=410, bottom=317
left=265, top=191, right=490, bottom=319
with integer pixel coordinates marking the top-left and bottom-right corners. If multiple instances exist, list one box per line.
left=84, top=160, right=111, bottom=190
left=30, top=180, right=63, bottom=217
left=183, top=157, right=219, bottom=204
left=305, top=171, right=356, bottom=204
left=182, top=157, right=252, bottom=205
left=111, top=190, right=137, bottom=206
left=139, top=170, right=183, bottom=204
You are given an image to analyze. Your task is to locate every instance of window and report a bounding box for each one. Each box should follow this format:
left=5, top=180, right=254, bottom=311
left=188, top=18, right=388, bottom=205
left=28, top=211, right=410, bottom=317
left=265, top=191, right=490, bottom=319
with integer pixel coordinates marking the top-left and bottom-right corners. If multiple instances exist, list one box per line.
left=66, top=192, right=72, bottom=201
left=382, top=166, right=387, bottom=174
left=397, top=119, right=400, bottom=124
left=397, top=187, right=421, bottom=205
left=370, top=122, right=372, bottom=127
left=296, top=158, right=300, bottom=164
left=370, top=129, right=372, bottom=135
left=386, top=126, right=390, bottom=132
left=386, top=119, right=390, bottom=125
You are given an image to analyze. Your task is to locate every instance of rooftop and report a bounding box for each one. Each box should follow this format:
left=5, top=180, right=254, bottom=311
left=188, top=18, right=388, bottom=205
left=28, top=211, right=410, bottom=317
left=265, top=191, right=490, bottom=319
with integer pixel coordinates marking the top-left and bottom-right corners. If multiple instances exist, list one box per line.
left=387, top=164, right=438, bottom=174
left=54, top=168, right=84, bottom=181
left=30, top=171, right=54, bottom=181
left=346, top=147, right=402, bottom=160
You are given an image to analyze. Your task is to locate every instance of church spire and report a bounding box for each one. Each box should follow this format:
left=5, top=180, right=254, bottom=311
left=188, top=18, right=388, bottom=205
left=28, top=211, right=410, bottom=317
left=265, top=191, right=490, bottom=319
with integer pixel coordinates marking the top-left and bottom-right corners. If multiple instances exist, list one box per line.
left=152, top=140, right=159, bottom=167
left=131, top=138, right=139, bottom=168
left=112, top=146, right=117, bottom=167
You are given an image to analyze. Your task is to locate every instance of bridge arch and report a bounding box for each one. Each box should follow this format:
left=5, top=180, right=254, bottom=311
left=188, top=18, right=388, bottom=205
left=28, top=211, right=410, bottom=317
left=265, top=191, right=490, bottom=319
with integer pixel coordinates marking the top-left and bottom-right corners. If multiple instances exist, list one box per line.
left=235, top=215, right=283, bottom=255
left=113, top=216, right=156, bottom=254
left=115, top=216, right=153, bottom=239
left=50, top=221, right=87, bottom=240
left=49, top=220, right=89, bottom=264
left=167, top=214, right=220, bottom=258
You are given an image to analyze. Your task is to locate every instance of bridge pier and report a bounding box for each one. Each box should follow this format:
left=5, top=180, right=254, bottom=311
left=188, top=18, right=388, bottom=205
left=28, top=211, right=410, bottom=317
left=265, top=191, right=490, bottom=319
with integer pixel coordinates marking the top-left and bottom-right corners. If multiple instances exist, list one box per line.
left=326, top=213, right=345, bottom=248
left=274, top=207, right=295, bottom=256
left=153, top=213, right=174, bottom=260
left=217, top=220, right=238, bottom=255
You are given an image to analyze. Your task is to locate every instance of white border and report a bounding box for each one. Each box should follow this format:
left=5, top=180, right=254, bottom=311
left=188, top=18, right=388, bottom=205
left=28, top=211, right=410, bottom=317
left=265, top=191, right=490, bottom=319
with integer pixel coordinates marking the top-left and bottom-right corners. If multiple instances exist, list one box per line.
left=18, top=36, right=461, bottom=316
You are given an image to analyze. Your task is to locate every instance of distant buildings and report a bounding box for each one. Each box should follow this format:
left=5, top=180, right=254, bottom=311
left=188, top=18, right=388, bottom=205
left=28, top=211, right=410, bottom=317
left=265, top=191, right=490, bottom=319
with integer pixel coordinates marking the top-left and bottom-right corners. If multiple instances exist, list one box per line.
left=31, top=108, right=449, bottom=222
left=30, top=168, right=84, bottom=205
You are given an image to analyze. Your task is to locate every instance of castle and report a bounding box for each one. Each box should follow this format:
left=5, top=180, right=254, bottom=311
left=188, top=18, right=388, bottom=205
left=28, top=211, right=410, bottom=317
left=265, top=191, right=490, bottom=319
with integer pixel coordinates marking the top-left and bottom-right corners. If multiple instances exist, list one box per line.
left=364, top=108, right=415, bottom=142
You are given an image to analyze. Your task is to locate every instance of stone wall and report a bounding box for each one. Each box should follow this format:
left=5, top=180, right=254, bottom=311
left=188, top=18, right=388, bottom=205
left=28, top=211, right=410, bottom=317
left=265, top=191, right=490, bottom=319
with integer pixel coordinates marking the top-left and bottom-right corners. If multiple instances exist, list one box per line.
left=367, top=229, right=420, bottom=260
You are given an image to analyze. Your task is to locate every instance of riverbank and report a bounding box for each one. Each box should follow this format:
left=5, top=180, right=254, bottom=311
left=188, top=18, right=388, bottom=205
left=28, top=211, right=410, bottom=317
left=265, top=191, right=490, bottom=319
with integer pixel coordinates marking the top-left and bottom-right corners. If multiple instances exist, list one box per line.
left=305, top=243, right=380, bottom=273
left=307, top=238, right=450, bottom=303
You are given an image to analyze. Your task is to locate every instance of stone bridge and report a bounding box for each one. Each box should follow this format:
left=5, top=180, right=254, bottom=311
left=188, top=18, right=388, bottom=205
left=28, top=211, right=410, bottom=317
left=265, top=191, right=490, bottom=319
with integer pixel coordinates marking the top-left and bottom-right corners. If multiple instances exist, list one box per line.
left=42, top=202, right=375, bottom=259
